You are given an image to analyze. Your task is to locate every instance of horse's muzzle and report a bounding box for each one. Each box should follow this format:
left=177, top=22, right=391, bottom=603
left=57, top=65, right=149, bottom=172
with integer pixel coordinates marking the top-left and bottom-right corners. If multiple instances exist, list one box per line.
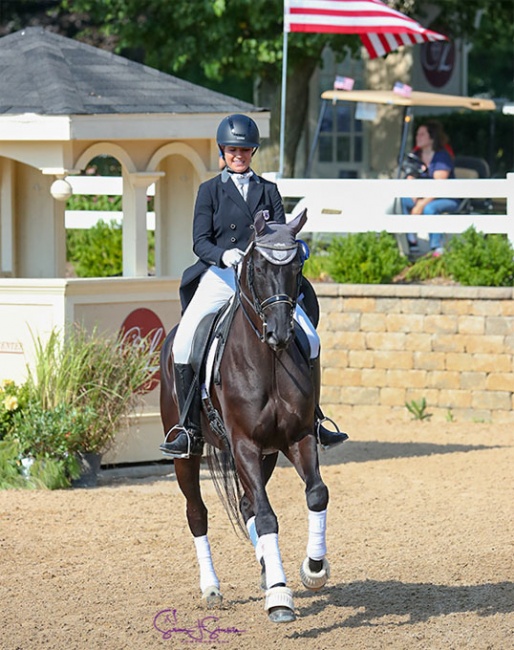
left=264, top=323, right=294, bottom=351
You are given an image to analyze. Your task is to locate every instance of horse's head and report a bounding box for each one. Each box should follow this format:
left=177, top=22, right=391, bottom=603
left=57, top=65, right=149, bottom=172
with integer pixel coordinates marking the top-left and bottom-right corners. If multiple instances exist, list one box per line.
left=238, top=209, right=308, bottom=352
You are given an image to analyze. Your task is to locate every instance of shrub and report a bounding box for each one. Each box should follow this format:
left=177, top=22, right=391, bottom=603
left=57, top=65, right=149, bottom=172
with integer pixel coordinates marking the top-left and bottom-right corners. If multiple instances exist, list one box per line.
left=327, top=231, right=406, bottom=284
left=0, top=380, right=29, bottom=441
left=67, top=219, right=155, bottom=277
left=402, top=254, right=449, bottom=282
left=444, top=227, right=514, bottom=286
left=67, top=219, right=123, bottom=277
left=23, top=326, right=159, bottom=455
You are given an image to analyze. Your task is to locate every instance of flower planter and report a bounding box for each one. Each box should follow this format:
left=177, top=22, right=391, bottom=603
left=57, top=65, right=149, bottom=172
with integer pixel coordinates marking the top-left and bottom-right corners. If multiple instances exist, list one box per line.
left=71, top=452, right=102, bottom=488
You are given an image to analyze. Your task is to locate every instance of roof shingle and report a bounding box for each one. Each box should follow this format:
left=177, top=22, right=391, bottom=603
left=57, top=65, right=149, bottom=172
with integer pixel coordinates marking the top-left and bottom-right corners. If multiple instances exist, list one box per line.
left=0, top=27, right=261, bottom=116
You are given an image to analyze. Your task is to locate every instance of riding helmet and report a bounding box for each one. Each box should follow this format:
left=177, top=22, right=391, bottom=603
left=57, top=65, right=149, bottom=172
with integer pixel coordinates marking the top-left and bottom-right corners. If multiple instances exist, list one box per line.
left=216, top=114, right=260, bottom=150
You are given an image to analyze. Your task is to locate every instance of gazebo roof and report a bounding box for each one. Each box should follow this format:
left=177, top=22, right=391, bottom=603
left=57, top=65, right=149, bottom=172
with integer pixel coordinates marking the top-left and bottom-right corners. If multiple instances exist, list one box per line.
left=0, top=27, right=260, bottom=116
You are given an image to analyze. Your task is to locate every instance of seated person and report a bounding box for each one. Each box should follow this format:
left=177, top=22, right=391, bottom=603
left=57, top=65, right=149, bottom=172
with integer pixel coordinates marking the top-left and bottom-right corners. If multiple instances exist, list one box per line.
left=401, top=120, right=459, bottom=256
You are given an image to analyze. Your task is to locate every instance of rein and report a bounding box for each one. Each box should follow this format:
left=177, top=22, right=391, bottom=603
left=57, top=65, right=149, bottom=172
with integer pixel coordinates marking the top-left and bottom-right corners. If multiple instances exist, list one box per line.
left=235, top=240, right=302, bottom=344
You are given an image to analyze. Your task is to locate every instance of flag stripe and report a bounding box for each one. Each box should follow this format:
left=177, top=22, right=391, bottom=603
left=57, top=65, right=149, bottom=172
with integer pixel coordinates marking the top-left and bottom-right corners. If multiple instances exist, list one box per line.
left=284, top=0, right=447, bottom=58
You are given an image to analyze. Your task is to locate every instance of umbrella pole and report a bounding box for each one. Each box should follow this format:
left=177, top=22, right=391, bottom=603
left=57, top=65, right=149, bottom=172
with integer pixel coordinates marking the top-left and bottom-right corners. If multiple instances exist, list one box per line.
left=397, top=106, right=413, bottom=178
left=278, top=30, right=289, bottom=178
left=305, top=99, right=328, bottom=178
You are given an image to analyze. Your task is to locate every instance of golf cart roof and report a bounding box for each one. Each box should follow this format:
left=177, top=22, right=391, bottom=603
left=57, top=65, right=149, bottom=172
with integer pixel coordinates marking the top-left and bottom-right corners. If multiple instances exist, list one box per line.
left=321, top=89, right=496, bottom=111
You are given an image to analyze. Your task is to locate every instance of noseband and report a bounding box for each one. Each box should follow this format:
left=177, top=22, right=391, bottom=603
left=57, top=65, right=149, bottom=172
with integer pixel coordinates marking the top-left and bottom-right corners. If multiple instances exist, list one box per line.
left=235, top=240, right=302, bottom=344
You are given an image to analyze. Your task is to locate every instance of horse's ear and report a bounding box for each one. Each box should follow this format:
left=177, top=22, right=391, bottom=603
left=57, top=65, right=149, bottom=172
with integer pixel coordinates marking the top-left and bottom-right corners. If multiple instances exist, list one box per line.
left=289, top=208, right=308, bottom=236
left=254, top=210, right=269, bottom=236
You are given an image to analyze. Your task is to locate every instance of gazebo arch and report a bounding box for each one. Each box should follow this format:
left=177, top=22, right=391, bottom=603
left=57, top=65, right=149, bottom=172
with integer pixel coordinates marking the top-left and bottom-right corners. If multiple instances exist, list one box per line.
left=74, top=143, right=137, bottom=174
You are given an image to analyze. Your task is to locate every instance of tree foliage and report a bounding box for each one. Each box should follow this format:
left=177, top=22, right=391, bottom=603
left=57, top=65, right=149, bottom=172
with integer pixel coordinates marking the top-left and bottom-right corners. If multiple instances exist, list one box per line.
left=4, top=1, right=512, bottom=174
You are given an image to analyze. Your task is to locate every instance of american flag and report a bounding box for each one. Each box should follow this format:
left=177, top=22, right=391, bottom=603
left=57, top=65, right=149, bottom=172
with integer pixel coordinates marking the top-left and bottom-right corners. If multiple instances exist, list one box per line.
left=393, top=81, right=412, bottom=97
left=334, top=75, right=355, bottom=91
left=284, top=0, right=447, bottom=59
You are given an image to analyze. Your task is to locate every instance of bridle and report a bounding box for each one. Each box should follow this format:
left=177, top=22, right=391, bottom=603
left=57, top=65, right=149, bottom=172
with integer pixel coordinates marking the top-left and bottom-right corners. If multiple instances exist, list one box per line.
left=235, top=240, right=303, bottom=344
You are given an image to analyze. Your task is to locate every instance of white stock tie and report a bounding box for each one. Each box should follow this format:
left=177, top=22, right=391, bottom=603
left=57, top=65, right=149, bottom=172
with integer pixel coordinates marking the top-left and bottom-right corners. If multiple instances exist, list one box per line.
left=232, top=172, right=252, bottom=201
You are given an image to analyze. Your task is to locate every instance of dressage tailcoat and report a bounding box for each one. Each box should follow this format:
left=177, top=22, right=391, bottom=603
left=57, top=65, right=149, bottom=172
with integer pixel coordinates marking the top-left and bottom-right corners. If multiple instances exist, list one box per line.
left=179, top=168, right=285, bottom=310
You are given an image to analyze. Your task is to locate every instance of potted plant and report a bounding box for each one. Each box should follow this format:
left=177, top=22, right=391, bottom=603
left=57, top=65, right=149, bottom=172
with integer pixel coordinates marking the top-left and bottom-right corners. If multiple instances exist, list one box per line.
left=3, top=326, right=158, bottom=489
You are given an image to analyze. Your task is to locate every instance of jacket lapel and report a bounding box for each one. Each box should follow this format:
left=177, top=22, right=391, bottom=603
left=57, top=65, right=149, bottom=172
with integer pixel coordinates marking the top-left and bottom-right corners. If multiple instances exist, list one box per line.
left=246, top=178, right=264, bottom=217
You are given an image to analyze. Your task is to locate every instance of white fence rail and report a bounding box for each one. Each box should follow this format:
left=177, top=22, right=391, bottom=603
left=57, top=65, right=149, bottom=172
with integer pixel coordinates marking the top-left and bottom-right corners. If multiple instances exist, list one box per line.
left=65, top=174, right=514, bottom=245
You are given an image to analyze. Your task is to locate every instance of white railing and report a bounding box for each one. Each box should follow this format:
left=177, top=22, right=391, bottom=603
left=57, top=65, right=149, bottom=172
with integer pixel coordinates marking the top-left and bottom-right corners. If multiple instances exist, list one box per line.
left=65, top=174, right=514, bottom=245
left=271, top=174, right=514, bottom=245
left=65, top=176, right=155, bottom=230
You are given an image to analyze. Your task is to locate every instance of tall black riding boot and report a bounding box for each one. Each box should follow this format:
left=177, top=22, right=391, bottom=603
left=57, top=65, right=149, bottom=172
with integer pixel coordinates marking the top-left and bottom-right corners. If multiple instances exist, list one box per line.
left=160, top=363, right=203, bottom=458
left=311, top=354, right=348, bottom=449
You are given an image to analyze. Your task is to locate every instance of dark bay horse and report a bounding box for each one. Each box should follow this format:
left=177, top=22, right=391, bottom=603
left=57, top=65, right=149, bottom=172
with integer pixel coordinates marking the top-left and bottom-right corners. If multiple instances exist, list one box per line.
left=160, top=210, right=330, bottom=623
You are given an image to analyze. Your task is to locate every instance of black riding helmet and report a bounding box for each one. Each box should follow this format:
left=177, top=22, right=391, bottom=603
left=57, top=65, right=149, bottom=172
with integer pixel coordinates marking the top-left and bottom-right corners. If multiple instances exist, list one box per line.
left=217, top=114, right=260, bottom=156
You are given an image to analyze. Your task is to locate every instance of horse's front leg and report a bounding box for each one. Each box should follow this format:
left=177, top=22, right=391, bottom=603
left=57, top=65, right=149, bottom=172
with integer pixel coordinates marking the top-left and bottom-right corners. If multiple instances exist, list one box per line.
left=285, top=433, right=331, bottom=591
left=174, top=457, right=222, bottom=608
left=233, top=444, right=295, bottom=623
left=239, top=453, right=279, bottom=591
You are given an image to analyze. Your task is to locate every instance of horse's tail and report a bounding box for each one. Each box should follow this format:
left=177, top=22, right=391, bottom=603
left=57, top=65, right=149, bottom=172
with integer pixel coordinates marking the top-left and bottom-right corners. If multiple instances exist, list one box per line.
left=205, top=443, right=247, bottom=538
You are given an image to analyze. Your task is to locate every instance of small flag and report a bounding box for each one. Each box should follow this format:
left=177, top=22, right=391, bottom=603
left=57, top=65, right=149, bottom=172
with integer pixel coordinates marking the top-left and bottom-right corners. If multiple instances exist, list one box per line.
left=334, top=75, right=355, bottom=91
left=393, top=81, right=412, bottom=97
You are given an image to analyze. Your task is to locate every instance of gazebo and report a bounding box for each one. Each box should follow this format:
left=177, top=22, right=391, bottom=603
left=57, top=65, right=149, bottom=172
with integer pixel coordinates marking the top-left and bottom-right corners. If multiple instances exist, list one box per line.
left=0, top=27, right=270, bottom=462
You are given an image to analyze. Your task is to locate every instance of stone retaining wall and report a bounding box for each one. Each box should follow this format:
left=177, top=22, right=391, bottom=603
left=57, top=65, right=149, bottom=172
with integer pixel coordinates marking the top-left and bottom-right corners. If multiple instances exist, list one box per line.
left=315, top=284, right=514, bottom=423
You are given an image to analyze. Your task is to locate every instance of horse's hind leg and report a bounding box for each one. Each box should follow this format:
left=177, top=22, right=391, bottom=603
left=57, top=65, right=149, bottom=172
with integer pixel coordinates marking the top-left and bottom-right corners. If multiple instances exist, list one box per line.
left=285, top=434, right=331, bottom=591
left=174, top=457, right=222, bottom=608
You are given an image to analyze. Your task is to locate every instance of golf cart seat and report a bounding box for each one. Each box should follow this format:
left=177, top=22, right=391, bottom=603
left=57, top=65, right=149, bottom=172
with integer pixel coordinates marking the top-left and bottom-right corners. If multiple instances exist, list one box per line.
left=453, top=155, right=492, bottom=214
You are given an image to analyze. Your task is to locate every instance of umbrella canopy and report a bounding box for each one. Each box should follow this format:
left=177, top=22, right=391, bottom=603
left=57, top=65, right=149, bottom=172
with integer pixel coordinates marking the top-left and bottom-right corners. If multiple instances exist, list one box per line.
left=284, top=0, right=447, bottom=58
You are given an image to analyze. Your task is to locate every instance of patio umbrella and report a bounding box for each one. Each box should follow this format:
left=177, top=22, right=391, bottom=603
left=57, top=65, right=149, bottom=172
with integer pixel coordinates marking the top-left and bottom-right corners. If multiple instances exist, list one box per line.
left=279, top=0, right=448, bottom=174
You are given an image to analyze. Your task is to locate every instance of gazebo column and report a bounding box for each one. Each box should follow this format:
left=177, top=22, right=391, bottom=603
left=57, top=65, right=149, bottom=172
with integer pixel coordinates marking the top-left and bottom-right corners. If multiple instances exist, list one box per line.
left=0, top=158, right=14, bottom=276
left=122, top=171, right=164, bottom=277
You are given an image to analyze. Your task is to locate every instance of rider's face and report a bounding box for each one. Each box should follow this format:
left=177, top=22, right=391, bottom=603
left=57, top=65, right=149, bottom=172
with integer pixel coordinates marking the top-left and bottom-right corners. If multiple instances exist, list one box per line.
left=415, top=126, right=433, bottom=150
left=222, top=146, right=253, bottom=173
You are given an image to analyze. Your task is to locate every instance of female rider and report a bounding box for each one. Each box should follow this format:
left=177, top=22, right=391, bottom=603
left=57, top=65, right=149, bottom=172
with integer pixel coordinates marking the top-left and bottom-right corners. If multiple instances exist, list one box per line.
left=160, top=114, right=346, bottom=458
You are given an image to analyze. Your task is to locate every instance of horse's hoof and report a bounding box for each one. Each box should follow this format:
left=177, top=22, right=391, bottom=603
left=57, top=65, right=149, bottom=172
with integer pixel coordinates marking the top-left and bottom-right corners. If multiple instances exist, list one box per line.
left=264, top=586, right=295, bottom=623
left=300, top=557, right=330, bottom=591
left=268, top=606, right=296, bottom=623
left=202, top=585, right=223, bottom=608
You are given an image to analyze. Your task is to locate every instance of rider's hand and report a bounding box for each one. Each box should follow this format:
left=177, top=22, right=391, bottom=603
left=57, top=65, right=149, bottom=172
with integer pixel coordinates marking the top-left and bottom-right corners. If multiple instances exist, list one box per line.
left=222, top=248, right=244, bottom=267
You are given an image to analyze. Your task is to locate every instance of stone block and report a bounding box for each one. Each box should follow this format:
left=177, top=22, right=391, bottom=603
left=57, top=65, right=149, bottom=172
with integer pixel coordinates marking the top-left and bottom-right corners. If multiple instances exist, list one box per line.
left=413, top=351, right=445, bottom=370
left=457, top=315, right=485, bottom=335
left=343, top=297, right=376, bottom=313
left=424, top=314, right=458, bottom=334
left=387, top=369, right=427, bottom=388
left=360, top=312, right=387, bottom=332
left=404, top=333, right=432, bottom=352
left=348, top=350, right=375, bottom=368
left=471, top=391, right=512, bottom=410
left=462, top=335, right=506, bottom=354
left=426, top=370, right=460, bottom=389
left=366, top=332, right=406, bottom=351
left=386, top=313, right=425, bottom=333
left=437, top=389, right=472, bottom=408
left=485, top=373, right=514, bottom=391
left=485, top=316, right=513, bottom=336
left=459, top=372, right=487, bottom=390
left=374, top=350, right=413, bottom=369
left=380, top=386, right=406, bottom=406
left=441, top=299, right=474, bottom=315
left=340, top=386, right=380, bottom=405
left=432, top=335, right=465, bottom=353
left=361, top=368, right=387, bottom=386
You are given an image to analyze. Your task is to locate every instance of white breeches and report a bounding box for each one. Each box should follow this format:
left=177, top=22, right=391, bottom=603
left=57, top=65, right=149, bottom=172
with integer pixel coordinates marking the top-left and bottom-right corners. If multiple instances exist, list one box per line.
left=172, top=266, right=319, bottom=364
